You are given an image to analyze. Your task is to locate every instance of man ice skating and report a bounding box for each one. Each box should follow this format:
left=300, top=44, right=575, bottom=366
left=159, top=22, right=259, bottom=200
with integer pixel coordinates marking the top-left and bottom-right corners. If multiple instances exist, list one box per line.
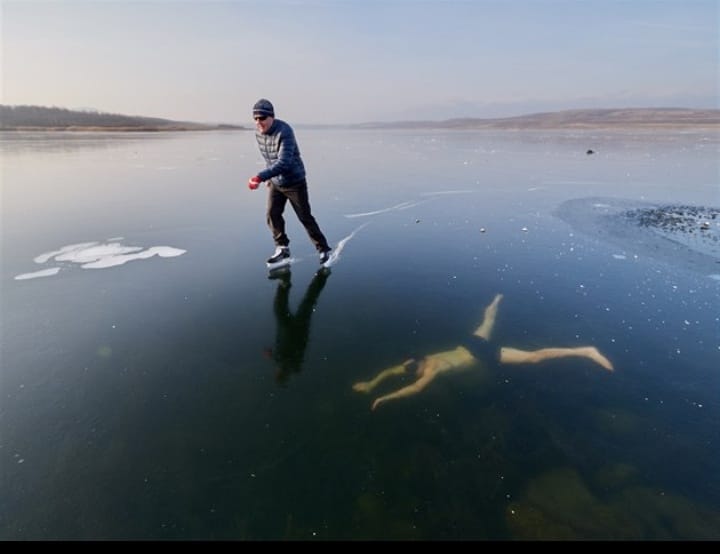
left=248, top=99, right=332, bottom=266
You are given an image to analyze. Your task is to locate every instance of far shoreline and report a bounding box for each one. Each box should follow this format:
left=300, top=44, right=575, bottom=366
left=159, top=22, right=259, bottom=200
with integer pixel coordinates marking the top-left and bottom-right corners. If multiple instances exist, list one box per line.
left=0, top=125, right=248, bottom=132
left=2, top=123, right=718, bottom=133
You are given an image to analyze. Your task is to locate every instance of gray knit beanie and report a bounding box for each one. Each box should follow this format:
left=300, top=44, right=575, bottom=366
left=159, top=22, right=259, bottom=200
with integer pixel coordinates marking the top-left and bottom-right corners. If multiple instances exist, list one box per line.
left=253, top=99, right=275, bottom=118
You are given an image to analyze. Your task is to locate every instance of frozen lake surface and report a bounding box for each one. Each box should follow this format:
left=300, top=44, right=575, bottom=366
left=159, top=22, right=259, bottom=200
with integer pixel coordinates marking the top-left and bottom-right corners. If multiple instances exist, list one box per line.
left=1, top=128, right=719, bottom=539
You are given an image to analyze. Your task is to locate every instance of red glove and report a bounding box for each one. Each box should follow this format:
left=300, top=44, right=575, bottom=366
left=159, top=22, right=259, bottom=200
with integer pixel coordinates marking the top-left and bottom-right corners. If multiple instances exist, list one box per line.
left=248, top=176, right=262, bottom=190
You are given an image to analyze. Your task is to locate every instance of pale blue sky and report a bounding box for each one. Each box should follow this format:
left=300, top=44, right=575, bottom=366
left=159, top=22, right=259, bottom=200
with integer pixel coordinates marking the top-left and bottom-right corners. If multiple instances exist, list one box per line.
left=1, top=0, right=718, bottom=124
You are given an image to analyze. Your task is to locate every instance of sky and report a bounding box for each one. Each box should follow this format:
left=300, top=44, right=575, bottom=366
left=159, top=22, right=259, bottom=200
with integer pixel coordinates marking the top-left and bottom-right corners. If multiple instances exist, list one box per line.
left=1, top=0, right=718, bottom=125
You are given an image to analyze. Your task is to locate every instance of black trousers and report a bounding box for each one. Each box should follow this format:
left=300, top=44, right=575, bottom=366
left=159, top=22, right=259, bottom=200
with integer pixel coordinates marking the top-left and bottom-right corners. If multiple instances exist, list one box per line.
left=266, top=180, right=330, bottom=252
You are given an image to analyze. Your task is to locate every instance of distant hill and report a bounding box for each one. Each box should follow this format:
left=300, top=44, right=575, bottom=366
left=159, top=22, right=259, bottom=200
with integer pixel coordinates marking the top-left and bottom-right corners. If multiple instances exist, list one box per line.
left=2, top=105, right=718, bottom=132
left=351, top=108, right=720, bottom=130
left=0, top=105, right=247, bottom=131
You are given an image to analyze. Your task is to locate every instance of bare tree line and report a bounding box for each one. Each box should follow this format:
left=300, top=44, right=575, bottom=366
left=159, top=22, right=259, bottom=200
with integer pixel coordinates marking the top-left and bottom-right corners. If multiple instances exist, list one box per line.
left=0, top=105, right=244, bottom=131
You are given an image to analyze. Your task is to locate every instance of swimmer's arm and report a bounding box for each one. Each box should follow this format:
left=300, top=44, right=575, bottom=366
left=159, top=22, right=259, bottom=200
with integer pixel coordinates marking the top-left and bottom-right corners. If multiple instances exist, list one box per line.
left=352, top=359, right=414, bottom=394
left=371, top=372, right=434, bottom=411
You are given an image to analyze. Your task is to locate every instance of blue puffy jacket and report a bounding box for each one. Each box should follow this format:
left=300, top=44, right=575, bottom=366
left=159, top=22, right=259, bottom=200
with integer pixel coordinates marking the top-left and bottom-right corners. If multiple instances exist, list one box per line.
left=255, top=119, right=306, bottom=187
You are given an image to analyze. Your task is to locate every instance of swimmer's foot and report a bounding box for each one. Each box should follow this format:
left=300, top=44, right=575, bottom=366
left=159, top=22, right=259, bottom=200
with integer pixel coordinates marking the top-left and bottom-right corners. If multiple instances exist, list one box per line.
left=473, top=293, right=504, bottom=340
left=582, top=347, right=614, bottom=372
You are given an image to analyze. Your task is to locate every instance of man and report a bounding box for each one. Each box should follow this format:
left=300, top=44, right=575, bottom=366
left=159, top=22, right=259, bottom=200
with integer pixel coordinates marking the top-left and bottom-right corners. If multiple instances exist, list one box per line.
left=352, top=294, right=614, bottom=411
left=248, top=99, right=332, bottom=265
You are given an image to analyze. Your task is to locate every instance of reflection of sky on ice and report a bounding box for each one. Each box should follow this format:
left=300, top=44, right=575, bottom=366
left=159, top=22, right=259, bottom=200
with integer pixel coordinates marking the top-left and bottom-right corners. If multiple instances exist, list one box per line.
left=15, top=239, right=186, bottom=280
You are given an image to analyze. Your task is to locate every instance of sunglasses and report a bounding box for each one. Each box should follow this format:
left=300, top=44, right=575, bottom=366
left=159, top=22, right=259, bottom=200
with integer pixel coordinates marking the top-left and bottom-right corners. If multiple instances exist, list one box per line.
left=254, top=115, right=269, bottom=122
